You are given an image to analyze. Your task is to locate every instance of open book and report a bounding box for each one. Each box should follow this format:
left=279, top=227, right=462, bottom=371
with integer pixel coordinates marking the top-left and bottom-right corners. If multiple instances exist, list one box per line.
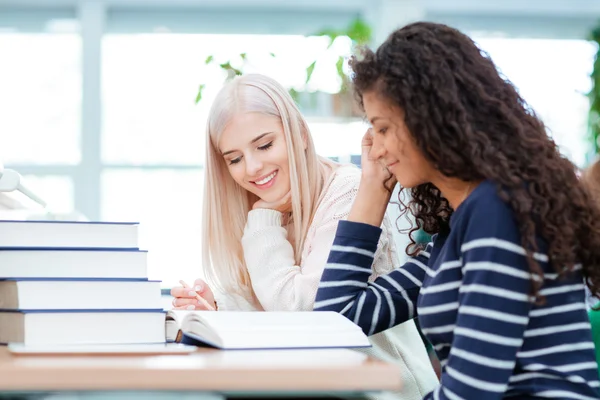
left=165, top=310, right=371, bottom=350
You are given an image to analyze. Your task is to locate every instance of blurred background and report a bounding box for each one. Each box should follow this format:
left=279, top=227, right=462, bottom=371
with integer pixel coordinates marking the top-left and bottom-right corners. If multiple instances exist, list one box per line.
left=0, top=0, right=596, bottom=288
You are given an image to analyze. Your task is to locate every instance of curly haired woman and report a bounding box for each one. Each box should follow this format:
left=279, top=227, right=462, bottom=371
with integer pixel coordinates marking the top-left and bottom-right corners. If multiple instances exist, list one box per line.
left=315, top=22, right=600, bottom=399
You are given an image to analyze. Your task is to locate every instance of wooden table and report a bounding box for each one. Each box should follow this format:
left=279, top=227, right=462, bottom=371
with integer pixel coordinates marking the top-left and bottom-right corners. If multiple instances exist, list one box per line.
left=0, top=347, right=402, bottom=399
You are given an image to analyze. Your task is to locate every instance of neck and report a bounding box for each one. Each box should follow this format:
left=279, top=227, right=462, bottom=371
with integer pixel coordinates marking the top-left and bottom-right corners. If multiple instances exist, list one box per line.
left=432, top=177, right=479, bottom=210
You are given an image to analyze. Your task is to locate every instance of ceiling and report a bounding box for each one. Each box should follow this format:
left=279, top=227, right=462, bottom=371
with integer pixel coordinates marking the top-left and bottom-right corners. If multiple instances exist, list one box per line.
left=0, top=0, right=596, bottom=39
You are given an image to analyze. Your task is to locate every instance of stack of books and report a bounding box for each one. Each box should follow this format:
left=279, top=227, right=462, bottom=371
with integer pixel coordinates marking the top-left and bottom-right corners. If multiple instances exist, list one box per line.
left=0, top=219, right=165, bottom=346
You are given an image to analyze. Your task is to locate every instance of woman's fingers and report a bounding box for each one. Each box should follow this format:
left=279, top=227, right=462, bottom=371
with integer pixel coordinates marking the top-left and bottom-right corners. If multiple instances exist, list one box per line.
left=171, top=297, right=215, bottom=310
left=170, top=286, right=201, bottom=299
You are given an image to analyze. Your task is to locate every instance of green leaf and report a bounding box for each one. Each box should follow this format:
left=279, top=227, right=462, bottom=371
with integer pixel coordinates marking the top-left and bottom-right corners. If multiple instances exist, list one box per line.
left=220, top=61, right=242, bottom=77
left=336, top=56, right=348, bottom=92
left=347, top=16, right=372, bottom=45
left=204, top=55, right=213, bottom=65
left=311, top=16, right=372, bottom=47
left=336, top=56, right=345, bottom=79
left=312, top=28, right=340, bottom=39
left=589, top=23, right=600, bottom=155
left=591, top=25, right=600, bottom=42
left=270, top=52, right=276, bottom=57
left=305, top=61, right=317, bottom=84
left=288, top=88, right=299, bottom=103
left=195, top=84, right=206, bottom=104
left=240, top=53, right=247, bottom=60
left=311, top=28, right=342, bottom=49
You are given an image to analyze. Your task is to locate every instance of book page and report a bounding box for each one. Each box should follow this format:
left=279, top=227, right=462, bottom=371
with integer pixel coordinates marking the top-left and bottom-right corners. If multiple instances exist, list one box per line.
left=179, top=311, right=370, bottom=350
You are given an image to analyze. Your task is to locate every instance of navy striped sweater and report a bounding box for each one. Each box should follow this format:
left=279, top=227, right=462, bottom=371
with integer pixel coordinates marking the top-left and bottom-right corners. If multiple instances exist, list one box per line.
left=315, top=180, right=599, bottom=399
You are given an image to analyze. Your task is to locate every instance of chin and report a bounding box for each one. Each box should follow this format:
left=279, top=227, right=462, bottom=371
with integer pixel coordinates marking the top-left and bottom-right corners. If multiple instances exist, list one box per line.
left=396, top=176, right=425, bottom=190
left=265, top=190, right=285, bottom=203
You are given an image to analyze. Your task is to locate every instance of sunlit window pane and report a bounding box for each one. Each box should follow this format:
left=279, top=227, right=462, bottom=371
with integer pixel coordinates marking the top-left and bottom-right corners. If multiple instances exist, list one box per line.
left=0, top=175, right=74, bottom=219
left=308, top=119, right=366, bottom=159
left=474, top=38, right=595, bottom=166
left=0, top=33, right=81, bottom=164
left=101, top=33, right=351, bottom=165
left=23, top=175, right=74, bottom=214
left=101, top=169, right=203, bottom=287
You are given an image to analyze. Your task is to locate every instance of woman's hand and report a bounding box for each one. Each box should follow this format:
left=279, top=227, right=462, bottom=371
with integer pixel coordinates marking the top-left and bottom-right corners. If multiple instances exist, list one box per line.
left=348, top=129, right=395, bottom=227
left=253, top=190, right=292, bottom=213
left=170, top=278, right=216, bottom=311
left=360, top=128, right=397, bottom=189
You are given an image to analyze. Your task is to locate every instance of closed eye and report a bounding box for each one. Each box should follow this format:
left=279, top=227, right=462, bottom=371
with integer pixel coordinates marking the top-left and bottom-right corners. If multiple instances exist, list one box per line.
left=226, top=141, right=272, bottom=165
left=258, top=141, right=273, bottom=151
left=228, top=156, right=242, bottom=165
left=378, top=128, right=388, bottom=134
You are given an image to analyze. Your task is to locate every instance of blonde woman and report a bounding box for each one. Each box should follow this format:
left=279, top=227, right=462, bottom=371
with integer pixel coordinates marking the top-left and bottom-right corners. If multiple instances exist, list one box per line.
left=171, top=74, right=438, bottom=398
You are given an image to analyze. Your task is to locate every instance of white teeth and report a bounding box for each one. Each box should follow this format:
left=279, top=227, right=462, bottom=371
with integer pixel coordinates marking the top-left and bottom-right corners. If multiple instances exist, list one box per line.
left=255, top=171, right=277, bottom=185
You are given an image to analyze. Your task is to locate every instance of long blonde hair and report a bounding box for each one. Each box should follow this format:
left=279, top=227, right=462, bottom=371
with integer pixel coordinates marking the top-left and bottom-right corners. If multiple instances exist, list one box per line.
left=202, top=73, right=330, bottom=297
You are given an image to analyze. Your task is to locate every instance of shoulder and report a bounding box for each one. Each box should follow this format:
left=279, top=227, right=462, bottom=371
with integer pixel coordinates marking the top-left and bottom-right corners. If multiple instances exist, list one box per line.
left=326, top=165, right=401, bottom=272
left=327, top=164, right=361, bottom=192
left=299, top=165, right=361, bottom=259
left=306, top=164, right=362, bottom=228
left=453, top=180, right=521, bottom=243
left=318, top=164, right=361, bottom=207
left=457, top=180, right=515, bottom=219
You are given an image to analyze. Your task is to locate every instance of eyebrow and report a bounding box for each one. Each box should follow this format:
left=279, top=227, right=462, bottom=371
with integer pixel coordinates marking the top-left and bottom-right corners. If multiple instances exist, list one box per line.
left=221, top=132, right=274, bottom=156
left=370, top=116, right=383, bottom=124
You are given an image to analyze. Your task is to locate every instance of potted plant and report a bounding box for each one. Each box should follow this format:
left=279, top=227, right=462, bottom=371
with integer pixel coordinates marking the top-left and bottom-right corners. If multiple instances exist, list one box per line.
left=303, top=15, right=372, bottom=118
left=194, top=16, right=372, bottom=120
left=588, top=24, right=600, bottom=158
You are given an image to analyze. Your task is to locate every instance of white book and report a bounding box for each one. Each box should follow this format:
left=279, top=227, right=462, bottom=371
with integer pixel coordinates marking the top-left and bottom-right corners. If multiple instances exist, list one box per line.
left=0, top=279, right=162, bottom=310
left=165, top=310, right=371, bottom=350
left=0, top=248, right=147, bottom=279
left=0, top=310, right=166, bottom=345
left=0, top=220, right=138, bottom=248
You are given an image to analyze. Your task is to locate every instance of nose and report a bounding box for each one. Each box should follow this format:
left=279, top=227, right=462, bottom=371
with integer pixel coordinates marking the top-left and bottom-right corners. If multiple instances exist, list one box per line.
left=369, top=132, right=386, bottom=161
left=245, top=153, right=263, bottom=177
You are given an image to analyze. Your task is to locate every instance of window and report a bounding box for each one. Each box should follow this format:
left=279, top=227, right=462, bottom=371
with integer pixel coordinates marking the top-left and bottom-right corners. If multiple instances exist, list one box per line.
left=101, top=169, right=203, bottom=287
left=0, top=32, right=81, bottom=165
left=474, top=38, right=595, bottom=167
left=309, top=120, right=367, bottom=159
left=23, top=175, right=74, bottom=214
left=101, top=33, right=351, bottom=166
left=5, top=6, right=595, bottom=288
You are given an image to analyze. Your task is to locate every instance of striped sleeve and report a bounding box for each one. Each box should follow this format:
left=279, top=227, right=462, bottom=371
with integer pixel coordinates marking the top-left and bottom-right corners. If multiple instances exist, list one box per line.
left=314, top=220, right=428, bottom=336
left=425, top=238, right=533, bottom=399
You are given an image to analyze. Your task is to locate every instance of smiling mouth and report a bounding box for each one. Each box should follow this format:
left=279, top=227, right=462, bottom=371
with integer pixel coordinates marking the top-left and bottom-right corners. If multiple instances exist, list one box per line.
left=251, top=170, right=278, bottom=187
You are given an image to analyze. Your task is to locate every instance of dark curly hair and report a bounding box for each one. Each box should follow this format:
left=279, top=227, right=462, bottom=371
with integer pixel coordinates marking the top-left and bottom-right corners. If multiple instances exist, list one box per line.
left=349, top=21, right=600, bottom=301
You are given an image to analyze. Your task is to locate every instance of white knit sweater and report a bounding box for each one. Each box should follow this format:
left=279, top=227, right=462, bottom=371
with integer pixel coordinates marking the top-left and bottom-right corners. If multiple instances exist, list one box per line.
left=215, top=164, right=439, bottom=399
